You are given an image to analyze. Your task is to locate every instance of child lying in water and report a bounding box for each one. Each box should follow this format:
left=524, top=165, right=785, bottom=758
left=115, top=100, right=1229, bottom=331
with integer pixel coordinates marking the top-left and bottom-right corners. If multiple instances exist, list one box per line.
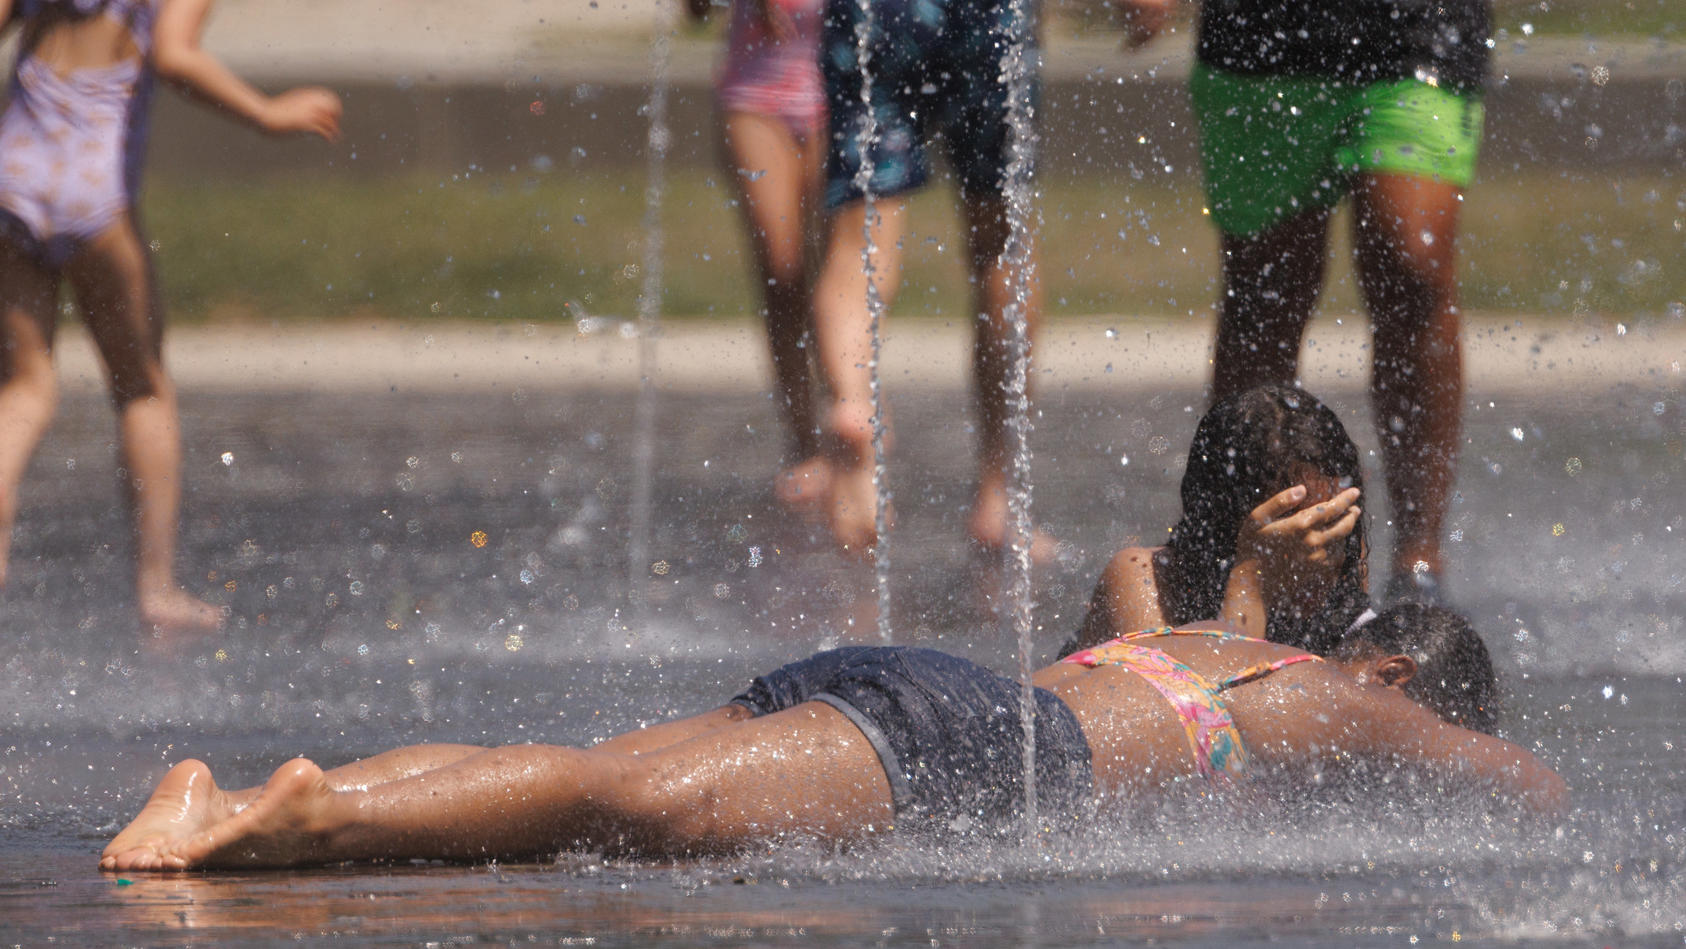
left=101, top=603, right=1563, bottom=869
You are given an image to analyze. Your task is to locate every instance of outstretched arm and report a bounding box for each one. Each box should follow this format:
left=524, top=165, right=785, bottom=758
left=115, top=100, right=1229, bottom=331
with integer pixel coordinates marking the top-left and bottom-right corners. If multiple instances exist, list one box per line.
left=1356, top=691, right=1569, bottom=819
left=152, top=0, right=341, bottom=140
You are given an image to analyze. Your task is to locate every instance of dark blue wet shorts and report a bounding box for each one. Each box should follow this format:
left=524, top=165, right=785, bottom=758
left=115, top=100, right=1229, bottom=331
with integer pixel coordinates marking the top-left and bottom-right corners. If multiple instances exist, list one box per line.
left=820, top=0, right=1040, bottom=208
left=730, top=646, right=1093, bottom=832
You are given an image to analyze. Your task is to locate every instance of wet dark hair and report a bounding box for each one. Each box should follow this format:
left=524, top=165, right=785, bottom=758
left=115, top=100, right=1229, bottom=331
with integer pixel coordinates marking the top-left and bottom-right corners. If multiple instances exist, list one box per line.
left=1165, top=385, right=1370, bottom=653
left=1339, top=603, right=1499, bottom=734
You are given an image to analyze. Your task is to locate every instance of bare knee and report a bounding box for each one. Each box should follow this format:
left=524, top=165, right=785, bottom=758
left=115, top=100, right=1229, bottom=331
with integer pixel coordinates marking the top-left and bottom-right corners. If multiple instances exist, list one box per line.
left=1, top=343, right=57, bottom=400
left=107, top=359, right=170, bottom=408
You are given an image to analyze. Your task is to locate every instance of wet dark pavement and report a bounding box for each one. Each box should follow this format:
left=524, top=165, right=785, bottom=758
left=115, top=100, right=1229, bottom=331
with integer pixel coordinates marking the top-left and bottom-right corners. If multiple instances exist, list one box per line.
left=0, top=323, right=1682, bottom=946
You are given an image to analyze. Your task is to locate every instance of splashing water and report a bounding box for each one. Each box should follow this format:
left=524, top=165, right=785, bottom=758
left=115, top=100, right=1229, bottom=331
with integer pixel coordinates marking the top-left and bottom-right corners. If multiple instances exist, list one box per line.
left=996, top=0, right=1041, bottom=833
left=627, top=0, right=674, bottom=638
left=850, top=0, right=893, bottom=643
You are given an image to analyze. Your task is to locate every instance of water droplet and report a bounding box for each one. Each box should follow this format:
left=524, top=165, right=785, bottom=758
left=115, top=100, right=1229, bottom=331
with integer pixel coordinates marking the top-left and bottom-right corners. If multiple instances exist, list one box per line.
left=1564, top=457, right=1583, bottom=476
left=1510, top=427, right=1526, bottom=441
left=1419, top=229, right=1435, bottom=247
left=221, top=451, right=234, bottom=466
left=1119, top=454, right=1130, bottom=467
left=1551, top=522, right=1566, bottom=536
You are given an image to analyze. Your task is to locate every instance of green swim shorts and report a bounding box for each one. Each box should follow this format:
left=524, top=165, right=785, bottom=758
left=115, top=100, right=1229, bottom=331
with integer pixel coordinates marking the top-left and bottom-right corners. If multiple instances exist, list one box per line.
left=1190, top=64, right=1485, bottom=236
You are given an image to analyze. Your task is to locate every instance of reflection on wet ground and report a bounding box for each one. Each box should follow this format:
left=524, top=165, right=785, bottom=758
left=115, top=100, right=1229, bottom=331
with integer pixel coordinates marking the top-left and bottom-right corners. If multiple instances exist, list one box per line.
left=1, top=366, right=1682, bottom=945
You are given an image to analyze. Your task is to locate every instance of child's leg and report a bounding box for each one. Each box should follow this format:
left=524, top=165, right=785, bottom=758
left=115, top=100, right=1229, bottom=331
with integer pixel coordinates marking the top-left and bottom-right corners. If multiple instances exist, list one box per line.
left=1353, top=172, right=1465, bottom=593
left=101, top=702, right=893, bottom=869
left=959, top=192, right=1056, bottom=560
left=811, top=198, right=907, bottom=552
left=0, top=241, right=63, bottom=588
left=721, top=111, right=830, bottom=510
left=220, top=743, right=492, bottom=809
left=64, top=216, right=220, bottom=634
left=1209, top=208, right=1333, bottom=401
left=219, top=708, right=755, bottom=809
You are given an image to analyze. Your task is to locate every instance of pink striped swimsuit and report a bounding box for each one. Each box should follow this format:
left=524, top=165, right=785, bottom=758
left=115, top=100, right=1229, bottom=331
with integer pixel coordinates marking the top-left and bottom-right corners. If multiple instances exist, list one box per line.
left=0, top=0, right=157, bottom=269
left=716, top=0, right=826, bottom=138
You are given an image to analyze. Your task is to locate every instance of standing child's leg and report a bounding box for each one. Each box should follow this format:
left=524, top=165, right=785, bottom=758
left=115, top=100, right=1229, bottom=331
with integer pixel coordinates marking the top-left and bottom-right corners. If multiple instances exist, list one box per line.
left=65, top=216, right=220, bottom=635
left=722, top=112, right=831, bottom=511
left=1353, top=173, right=1465, bottom=599
left=959, top=192, right=1056, bottom=561
left=811, top=198, right=907, bottom=552
left=0, top=241, right=63, bottom=588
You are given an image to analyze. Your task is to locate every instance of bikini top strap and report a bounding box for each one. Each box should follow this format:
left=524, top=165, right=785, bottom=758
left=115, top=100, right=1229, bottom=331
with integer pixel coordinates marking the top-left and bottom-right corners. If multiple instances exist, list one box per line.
left=1215, top=653, right=1324, bottom=692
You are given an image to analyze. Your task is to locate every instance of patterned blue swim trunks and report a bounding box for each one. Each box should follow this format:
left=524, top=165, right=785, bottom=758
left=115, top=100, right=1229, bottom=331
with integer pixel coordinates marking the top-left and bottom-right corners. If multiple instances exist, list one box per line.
left=821, top=0, right=1040, bottom=208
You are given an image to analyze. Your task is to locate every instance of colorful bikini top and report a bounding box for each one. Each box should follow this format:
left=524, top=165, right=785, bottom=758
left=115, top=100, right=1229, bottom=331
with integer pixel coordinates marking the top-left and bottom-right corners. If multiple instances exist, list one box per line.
left=1061, top=627, right=1324, bottom=782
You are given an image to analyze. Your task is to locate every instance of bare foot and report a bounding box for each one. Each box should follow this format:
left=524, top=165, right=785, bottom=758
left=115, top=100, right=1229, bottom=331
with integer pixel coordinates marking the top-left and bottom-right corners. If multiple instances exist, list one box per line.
left=823, top=402, right=891, bottom=555
left=826, top=461, right=885, bottom=554
left=773, top=456, right=833, bottom=517
left=102, top=758, right=333, bottom=871
left=100, top=760, right=232, bottom=870
left=139, top=588, right=225, bottom=637
left=967, top=481, right=1062, bottom=565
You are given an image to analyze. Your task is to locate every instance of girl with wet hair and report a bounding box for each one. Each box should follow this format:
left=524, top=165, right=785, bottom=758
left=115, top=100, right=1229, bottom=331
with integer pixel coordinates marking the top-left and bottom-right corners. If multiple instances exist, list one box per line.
left=1071, top=384, right=1370, bottom=657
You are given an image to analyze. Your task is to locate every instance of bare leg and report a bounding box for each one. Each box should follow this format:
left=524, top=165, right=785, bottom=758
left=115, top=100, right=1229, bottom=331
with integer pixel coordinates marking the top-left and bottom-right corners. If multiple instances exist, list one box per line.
left=1353, top=173, right=1464, bottom=595
left=65, top=216, right=220, bottom=635
left=721, top=112, right=830, bottom=513
left=102, top=702, right=893, bottom=870
left=0, top=242, right=61, bottom=589
left=1209, top=208, right=1333, bottom=402
left=221, top=743, right=491, bottom=808
left=811, top=198, right=907, bottom=552
left=959, top=192, right=1057, bottom=561
left=223, top=708, right=752, bottom=808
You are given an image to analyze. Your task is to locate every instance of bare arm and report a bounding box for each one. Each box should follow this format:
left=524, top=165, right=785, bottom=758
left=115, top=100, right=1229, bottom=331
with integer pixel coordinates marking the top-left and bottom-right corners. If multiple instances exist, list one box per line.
left=1069, top=546, right=1168, bottom=652
left=0, top=1, right=16, bottom=34
left=1352, top=689, right=1569, bottom=819
left=152, top=0, right=341, bottom=140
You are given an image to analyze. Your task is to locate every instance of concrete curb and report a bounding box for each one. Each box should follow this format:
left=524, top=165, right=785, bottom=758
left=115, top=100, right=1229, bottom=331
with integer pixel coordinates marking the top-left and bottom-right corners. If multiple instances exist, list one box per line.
left=53, top=314, right=1686, bottom=398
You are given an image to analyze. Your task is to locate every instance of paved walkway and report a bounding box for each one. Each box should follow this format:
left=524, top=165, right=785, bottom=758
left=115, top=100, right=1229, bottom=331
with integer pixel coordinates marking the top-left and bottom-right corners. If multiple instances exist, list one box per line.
left=54, top=314, right=1686, bottom=397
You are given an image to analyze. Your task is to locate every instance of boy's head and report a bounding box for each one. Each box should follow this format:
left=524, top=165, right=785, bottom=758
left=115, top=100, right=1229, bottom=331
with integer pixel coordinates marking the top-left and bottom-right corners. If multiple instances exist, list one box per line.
left=1335, top=602, right=1499, bottom=733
